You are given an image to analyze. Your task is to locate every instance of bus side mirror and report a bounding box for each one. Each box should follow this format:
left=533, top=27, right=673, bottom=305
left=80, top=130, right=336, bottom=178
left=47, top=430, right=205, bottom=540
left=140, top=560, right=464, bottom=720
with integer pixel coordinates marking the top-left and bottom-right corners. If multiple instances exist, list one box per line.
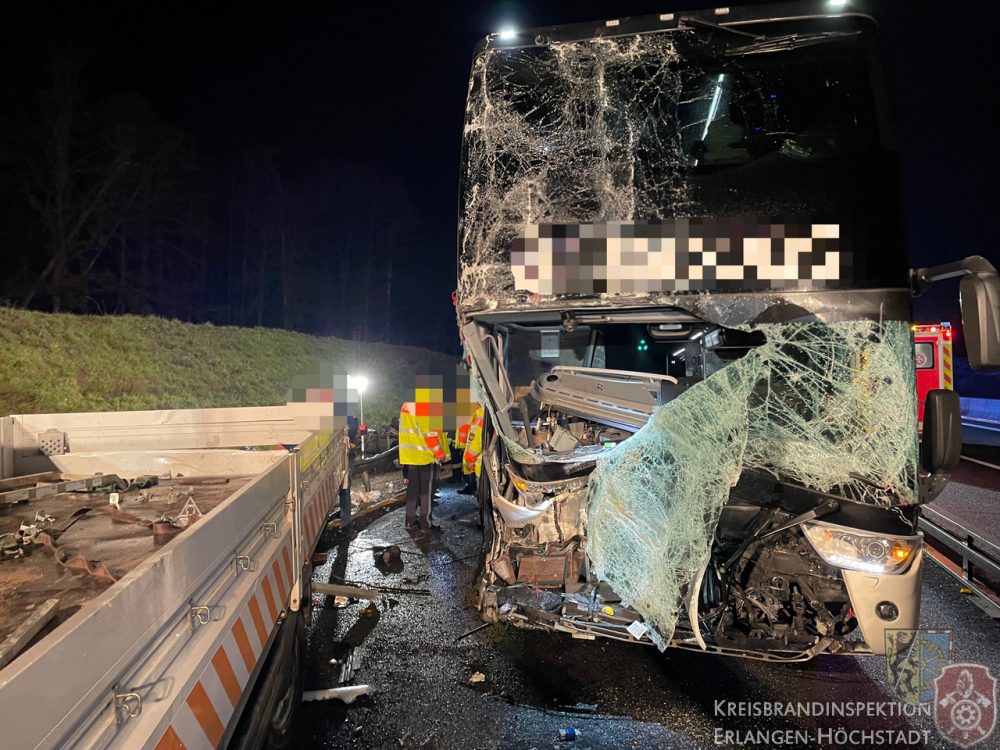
left=960, top=271, right=1000, bottom=370
left=920, top=389, right=961, bottom=475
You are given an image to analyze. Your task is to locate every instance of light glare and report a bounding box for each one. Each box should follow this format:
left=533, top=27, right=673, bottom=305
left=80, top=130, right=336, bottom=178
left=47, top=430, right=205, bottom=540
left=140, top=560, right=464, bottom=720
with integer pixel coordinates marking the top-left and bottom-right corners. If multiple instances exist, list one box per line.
left=347, top=374, right=369, bottom=394
left=498, top=28, right=517, bottom=40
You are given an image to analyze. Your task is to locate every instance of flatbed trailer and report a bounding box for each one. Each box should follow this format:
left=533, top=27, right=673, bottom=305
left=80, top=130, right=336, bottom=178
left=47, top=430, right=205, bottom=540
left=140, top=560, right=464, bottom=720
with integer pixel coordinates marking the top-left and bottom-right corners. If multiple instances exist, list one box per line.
left=0, top=405, right=349, bottom=750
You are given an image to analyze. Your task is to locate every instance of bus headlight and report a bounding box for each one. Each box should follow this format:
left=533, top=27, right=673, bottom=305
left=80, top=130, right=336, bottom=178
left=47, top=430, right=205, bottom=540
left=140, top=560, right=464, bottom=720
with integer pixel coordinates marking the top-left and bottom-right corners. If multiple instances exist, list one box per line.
left=802, top=522, right=920, bottom=575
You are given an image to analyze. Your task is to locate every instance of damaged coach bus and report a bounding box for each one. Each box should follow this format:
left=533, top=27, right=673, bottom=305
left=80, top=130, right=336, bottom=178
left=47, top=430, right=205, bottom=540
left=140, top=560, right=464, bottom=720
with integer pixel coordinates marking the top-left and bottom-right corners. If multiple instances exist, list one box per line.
left=456, top=1, right=1000, bottom=661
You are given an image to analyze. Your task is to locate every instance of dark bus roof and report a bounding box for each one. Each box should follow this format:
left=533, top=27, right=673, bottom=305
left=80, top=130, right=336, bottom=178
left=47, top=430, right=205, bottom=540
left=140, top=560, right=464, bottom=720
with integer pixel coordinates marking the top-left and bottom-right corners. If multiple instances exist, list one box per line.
left=473, top=1, right=878, bottom=57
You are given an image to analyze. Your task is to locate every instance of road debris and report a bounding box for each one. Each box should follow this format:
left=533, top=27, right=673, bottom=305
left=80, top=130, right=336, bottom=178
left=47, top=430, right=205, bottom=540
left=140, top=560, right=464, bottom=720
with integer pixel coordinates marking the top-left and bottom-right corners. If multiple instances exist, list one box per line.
left=313, top=581, right=379, bottom=600
left=454, top=621, right=494, bottom=643
left=301, top=684, right=372, bottom=703
left=469, top=671, right=486, bottom=684
left=328, top=480, right=408, bottom=529
left=373, top=543, right=405, bottom=573
left=559, top=703, right=597, bottom=715
left=328, top=643, right=364, bottom=683
left=352, top=489, right=382, bottom=505
left=558, top=727, right=581, bottom=741
left=375, top=544, right=402, bottom=565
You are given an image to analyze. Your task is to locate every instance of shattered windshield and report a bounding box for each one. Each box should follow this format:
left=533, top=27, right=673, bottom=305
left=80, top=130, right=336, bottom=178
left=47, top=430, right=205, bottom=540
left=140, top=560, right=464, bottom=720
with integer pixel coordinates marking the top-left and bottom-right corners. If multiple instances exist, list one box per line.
left=459, top=22, right=907, bottom=307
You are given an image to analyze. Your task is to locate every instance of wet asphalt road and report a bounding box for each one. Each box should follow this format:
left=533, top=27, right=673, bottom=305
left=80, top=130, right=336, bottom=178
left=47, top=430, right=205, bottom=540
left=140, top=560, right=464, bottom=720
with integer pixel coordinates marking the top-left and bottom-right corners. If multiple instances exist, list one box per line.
left=290, top=474, right=1000, bottom=750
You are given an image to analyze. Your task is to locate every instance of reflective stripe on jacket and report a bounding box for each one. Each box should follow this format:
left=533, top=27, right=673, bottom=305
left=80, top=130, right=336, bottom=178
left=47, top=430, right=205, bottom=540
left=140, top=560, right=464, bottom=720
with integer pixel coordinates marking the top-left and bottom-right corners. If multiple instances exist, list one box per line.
left=398, top=405, right=445, bottom=465
left=462, top=406, right=485, bottom=476
left=456, top=421, right=471, bottom=451
left=426, top=430, right=447, bottom=463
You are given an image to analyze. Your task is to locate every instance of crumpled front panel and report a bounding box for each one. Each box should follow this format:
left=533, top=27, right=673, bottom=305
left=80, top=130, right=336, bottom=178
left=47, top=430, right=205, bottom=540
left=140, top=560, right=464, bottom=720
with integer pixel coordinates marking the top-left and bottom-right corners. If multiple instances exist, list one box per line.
left=586, top=320, right=917, bottom=649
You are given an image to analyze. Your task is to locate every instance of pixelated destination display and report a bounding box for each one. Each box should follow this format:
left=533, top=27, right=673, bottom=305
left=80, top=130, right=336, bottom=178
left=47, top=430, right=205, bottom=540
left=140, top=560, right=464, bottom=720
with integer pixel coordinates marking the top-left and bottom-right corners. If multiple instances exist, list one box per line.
left=511, top=219, right=848, bottom=295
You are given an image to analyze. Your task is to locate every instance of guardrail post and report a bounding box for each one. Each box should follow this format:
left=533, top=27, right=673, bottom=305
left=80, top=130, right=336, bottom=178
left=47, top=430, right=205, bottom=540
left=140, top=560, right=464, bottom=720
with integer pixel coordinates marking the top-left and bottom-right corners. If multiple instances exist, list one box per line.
left=965, top=534, right=976, bottom=582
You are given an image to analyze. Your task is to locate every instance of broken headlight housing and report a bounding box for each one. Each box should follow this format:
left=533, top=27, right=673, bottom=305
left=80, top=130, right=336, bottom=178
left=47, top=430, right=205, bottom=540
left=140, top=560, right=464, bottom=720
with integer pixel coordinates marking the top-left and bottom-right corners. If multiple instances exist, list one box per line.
left=802, top=522, right=920, bottom=575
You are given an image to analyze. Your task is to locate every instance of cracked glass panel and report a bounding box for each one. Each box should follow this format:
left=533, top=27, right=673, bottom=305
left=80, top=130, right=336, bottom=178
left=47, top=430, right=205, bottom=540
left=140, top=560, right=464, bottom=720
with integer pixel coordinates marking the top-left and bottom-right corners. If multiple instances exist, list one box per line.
left=459, top=28, right=908, bottom=309
left=586, top=319, right=916, bottom=649
left=461, top=35, right=689, bottom=303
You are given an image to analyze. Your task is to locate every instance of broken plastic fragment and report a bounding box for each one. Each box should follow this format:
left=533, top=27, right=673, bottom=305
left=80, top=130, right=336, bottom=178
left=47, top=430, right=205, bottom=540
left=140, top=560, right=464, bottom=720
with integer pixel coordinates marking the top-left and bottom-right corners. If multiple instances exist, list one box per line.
left=493, top=494, right=554, bottom=527
left=626, top=620, right=648, bottom=640
left=302, top=685, right=372, bottom=703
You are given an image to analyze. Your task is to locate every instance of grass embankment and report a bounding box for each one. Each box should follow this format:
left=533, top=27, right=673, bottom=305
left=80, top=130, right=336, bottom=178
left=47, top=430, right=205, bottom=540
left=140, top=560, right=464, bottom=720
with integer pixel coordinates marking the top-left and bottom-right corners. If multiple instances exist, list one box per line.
left=0, top=308, right=456, bottom=426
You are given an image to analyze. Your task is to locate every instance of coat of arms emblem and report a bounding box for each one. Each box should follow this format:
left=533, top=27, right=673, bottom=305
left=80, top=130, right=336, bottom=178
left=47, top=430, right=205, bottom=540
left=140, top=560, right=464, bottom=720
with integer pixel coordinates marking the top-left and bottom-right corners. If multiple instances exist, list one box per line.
left=934, top=663, right=997, bottom=747
left=886, top=629, right=951, bottom=703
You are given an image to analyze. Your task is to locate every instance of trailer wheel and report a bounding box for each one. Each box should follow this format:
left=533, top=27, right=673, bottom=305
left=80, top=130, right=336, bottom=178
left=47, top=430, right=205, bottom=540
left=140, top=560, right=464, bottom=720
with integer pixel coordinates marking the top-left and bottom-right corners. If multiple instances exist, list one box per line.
left=263, top=610, right=305, bottom=749
left=230, top=608, right=305, bottom=750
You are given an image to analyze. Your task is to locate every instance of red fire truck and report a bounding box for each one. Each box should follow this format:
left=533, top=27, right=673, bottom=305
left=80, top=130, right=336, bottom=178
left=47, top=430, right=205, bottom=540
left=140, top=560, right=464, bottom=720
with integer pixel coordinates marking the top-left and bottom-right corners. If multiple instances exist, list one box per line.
left=914, top=322, right=954, bottom=426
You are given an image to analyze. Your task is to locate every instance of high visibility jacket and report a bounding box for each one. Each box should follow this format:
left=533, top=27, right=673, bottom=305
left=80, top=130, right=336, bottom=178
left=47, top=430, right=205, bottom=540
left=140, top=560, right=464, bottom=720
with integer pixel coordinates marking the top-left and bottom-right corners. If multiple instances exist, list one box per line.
left=398, top=404, right=446, bottom=466
left=463, top=406, right=485, bottom=477
left=455, top=421, right=471, bottom=451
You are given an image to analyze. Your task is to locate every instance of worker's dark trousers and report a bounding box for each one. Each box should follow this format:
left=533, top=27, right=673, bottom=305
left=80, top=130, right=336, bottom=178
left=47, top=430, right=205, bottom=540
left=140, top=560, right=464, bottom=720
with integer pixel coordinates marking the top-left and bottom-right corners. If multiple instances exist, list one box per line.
left=404, top=464, right=434, bottom=530
left=339, top=452, right=356, bottom=528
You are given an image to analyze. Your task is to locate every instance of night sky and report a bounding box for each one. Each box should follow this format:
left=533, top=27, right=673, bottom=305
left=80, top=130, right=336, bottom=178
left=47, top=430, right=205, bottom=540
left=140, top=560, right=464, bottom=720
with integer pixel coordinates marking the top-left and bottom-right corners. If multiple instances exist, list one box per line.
left=0, top=1, right=997, bottom=363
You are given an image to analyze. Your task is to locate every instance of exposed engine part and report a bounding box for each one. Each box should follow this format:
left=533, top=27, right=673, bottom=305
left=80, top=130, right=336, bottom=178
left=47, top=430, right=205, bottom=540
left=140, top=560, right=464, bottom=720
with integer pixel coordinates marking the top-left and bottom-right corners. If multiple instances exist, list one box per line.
left=711, top=531, right=856, bottom=646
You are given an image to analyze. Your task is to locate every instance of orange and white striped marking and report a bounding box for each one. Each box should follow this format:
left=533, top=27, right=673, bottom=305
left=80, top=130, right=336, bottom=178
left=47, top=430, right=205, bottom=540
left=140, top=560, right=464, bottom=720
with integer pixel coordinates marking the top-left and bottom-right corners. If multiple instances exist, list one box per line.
left=153, top=534, right=297, bottom=750
left=153, top=457, right=342, bottom=750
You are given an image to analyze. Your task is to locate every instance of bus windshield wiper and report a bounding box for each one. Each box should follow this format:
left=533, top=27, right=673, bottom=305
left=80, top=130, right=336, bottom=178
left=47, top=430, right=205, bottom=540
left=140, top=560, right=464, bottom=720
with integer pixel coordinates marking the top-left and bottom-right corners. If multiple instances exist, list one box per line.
left=677, top=16, right=763, bottom=41
left=723, top=30, right=862, bottom=56
left=677, top=16, right=860, bottom=57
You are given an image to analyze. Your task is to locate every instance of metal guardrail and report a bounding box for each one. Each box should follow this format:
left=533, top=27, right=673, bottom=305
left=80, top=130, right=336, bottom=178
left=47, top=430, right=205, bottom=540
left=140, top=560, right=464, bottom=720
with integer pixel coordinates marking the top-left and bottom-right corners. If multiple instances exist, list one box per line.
left=920, top=504, right=1000, bottom=617
left=963, top=417, right=1000, bottom=435
left=355, top=444, right=399, bottom=473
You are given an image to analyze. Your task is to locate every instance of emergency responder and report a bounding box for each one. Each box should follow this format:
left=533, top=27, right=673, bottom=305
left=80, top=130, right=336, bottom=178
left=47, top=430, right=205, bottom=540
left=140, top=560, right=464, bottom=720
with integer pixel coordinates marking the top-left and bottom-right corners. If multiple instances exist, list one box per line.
left=338, top=415, right=360, bottom=528
left=456, top=407, right=477, bottom=495
left=462, top=405, right=485, bottom=484
left=398, top=401, right=446, bottom=532
left=429, top=429, right=450, bottom=501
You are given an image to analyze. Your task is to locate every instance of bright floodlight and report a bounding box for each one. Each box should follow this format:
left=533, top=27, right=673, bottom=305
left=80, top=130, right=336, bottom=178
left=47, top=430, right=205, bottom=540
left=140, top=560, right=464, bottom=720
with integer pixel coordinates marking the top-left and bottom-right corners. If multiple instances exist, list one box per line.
left=828, top=0, right=848, bottom=7
left=498, top=28, right=517, bottom=40
left=347, top=374, right=369, bottom=394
